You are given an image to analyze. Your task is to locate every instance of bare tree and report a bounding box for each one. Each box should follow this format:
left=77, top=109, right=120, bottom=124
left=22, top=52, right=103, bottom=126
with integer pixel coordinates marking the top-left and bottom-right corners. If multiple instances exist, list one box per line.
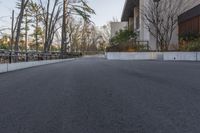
left=40, top=0, right=62, bottom=53
left=141, top=0, right=197, bottom=51
left=59, top=18, right=107, bottom=53
left=14, top=0, right=29, bottom=58
left=112, top=17, right=119, bottom=22
left=27, top=0, right=43, bottom=52
left=61, top=0, right=68, bottom=55
left=61, top=0, right=95, bottom=55
left=101, top=23, right=111, bottom=46
left=69, top=20, right=82, bottom=52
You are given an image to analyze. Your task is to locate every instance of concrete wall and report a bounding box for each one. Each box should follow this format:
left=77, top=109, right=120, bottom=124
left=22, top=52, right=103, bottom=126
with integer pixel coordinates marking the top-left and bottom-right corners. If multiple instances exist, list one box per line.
left=106, top=52, right=200, bottom=61
left=0, top=64, right=8, bottom=73
left=198, top=52, right=200, bottom=60
left=110, top=22, right=128, bottom=38
left=106, top=52, right=162, bottom=60
left=0, top=59, right=74, bottom=74
left=163, top=52, right=200, bottom=61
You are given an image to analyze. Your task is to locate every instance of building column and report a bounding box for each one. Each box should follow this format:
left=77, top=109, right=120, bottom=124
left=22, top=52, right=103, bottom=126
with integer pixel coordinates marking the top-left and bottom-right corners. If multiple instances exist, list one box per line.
left=139, top=0, right=150, bottom=41
left=134, top=6, right=139, bottom=31
left=128, top=17, right=134, bottom=31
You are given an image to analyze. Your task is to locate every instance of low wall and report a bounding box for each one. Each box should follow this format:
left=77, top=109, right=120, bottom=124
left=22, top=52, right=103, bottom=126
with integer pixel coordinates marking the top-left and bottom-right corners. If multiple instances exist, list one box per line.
left=106, top=52, right=200, bottom=61
left=198, top=53, right=200, bottom=61
left=106, top=52, right=162, bottom=60
left=163, top=52, right=200, bottom=61
left=0, top=64, right=8, bottom=73
left=0, top=58, right=74, bottom=73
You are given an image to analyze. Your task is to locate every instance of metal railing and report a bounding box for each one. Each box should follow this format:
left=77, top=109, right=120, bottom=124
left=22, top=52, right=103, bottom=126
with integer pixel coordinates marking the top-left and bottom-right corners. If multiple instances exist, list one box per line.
left=0, top=51, right=82, bottom=64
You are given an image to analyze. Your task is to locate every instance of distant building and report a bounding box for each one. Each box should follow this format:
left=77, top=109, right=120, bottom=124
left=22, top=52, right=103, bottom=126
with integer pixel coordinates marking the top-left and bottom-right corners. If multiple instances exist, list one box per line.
left=110, top=22, right=128, bottom=38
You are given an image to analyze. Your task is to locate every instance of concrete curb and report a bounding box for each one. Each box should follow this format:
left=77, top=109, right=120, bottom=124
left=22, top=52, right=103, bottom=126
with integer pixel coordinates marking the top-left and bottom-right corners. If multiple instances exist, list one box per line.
left=0, top=58, right=75, bottom=74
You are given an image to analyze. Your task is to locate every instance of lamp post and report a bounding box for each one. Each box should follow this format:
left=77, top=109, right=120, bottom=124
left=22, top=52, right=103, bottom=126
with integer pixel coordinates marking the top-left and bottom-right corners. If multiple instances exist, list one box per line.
left=153, top=0, right=160, bottom=51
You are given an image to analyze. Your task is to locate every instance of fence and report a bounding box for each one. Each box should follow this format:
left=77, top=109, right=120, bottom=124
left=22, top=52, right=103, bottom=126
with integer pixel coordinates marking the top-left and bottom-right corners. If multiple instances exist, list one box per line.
left=0, top=51, right=81, bottom=64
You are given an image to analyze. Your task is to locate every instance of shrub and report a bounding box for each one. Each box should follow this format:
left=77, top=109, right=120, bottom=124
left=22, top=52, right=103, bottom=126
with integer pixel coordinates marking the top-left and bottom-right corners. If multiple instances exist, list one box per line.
left=110, top=29, right=137, bottom=45
left=186, top=39, right=200, bottom=51
left=107, top=29, right=151, bottom=52
left=0, top=44, right=9, bottom=50
left=106, top=41, right=149, bottom=52
left=179, top=38, right=200, bottom=51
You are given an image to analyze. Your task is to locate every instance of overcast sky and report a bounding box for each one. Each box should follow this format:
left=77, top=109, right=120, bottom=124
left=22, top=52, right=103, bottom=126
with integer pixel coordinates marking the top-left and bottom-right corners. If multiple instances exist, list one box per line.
left=0, top=0, right=124, bottom=29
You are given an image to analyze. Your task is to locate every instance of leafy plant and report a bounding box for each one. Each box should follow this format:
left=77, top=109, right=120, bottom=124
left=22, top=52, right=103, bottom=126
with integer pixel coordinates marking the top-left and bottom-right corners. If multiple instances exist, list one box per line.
left=0, top=44, right=9, bottom=50
left=110, top=29, right=137, bottom=45
left=179, top=33, right=200, bottom=51
left=106, top=41, right=149, bottom=52
left=186, top=39, right=200, bottom=51
left=179, top=38, right=200, bottom=51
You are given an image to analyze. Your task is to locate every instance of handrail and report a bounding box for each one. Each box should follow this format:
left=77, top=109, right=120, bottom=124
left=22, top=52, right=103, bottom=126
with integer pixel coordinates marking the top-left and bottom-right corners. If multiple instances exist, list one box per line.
left=0, top=52, right=82, bottom=64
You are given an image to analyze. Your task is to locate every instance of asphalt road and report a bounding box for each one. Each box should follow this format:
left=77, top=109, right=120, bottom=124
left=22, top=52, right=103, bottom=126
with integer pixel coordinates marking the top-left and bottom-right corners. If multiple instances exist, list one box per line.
left=0, top=56, right=200, bottom=133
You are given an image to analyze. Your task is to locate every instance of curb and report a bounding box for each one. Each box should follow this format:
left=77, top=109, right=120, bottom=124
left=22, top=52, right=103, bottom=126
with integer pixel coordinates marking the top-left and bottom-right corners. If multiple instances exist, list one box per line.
left=0, top=58, right=76, bottom=74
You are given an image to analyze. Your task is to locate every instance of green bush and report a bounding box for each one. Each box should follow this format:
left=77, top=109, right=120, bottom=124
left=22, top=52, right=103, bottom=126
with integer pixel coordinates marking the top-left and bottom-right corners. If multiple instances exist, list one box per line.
left=107, top=29, right=151, bottom=52
left=0, top=44, right=9, bottom=50
left=110, top=29, right=137, bottom=45
left=106, top=41, right=149, bottom=52
left=186, top=39, right=200, bottom=51
left=179, top=39, right=200, bottom=51
left=179, top=33, right=200, bottom=51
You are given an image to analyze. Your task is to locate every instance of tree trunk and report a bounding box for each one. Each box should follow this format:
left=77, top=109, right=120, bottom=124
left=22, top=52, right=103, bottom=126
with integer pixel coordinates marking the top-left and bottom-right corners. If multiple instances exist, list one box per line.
left=61, top=0, right=67, bottom=56
left=25, top=9, right=28, bottom=53
left=14, top=0, right=29, bottom=62
left=44, top=0, right=50, bottom=53
left=10, top=10, right=15, bottom=53
left=36, top=18, right=39, bottom=52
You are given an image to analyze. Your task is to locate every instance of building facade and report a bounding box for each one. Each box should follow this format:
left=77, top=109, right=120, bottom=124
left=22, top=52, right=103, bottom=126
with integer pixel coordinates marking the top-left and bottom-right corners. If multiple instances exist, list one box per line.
left=179, top=4, right=200, bottom=37
left=121, top=0, right=200, bottom=50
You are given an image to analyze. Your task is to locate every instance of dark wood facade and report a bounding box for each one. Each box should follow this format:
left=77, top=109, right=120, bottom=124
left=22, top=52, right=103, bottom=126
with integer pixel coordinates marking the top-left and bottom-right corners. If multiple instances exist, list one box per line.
left=179, top=4, right=200, bottom=37
left=179, top=16, right=200, bottom=36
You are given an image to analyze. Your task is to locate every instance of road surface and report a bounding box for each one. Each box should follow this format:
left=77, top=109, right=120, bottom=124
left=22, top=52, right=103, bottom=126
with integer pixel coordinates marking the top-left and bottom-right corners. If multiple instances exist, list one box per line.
left=0, top=56, right=200, bottom=133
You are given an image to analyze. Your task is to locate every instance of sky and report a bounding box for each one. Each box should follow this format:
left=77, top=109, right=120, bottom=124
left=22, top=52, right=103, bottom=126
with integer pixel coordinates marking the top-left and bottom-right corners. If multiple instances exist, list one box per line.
left=87, top=0, right=124, bottom=26
left=0, top=0, right=125, bottom=29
